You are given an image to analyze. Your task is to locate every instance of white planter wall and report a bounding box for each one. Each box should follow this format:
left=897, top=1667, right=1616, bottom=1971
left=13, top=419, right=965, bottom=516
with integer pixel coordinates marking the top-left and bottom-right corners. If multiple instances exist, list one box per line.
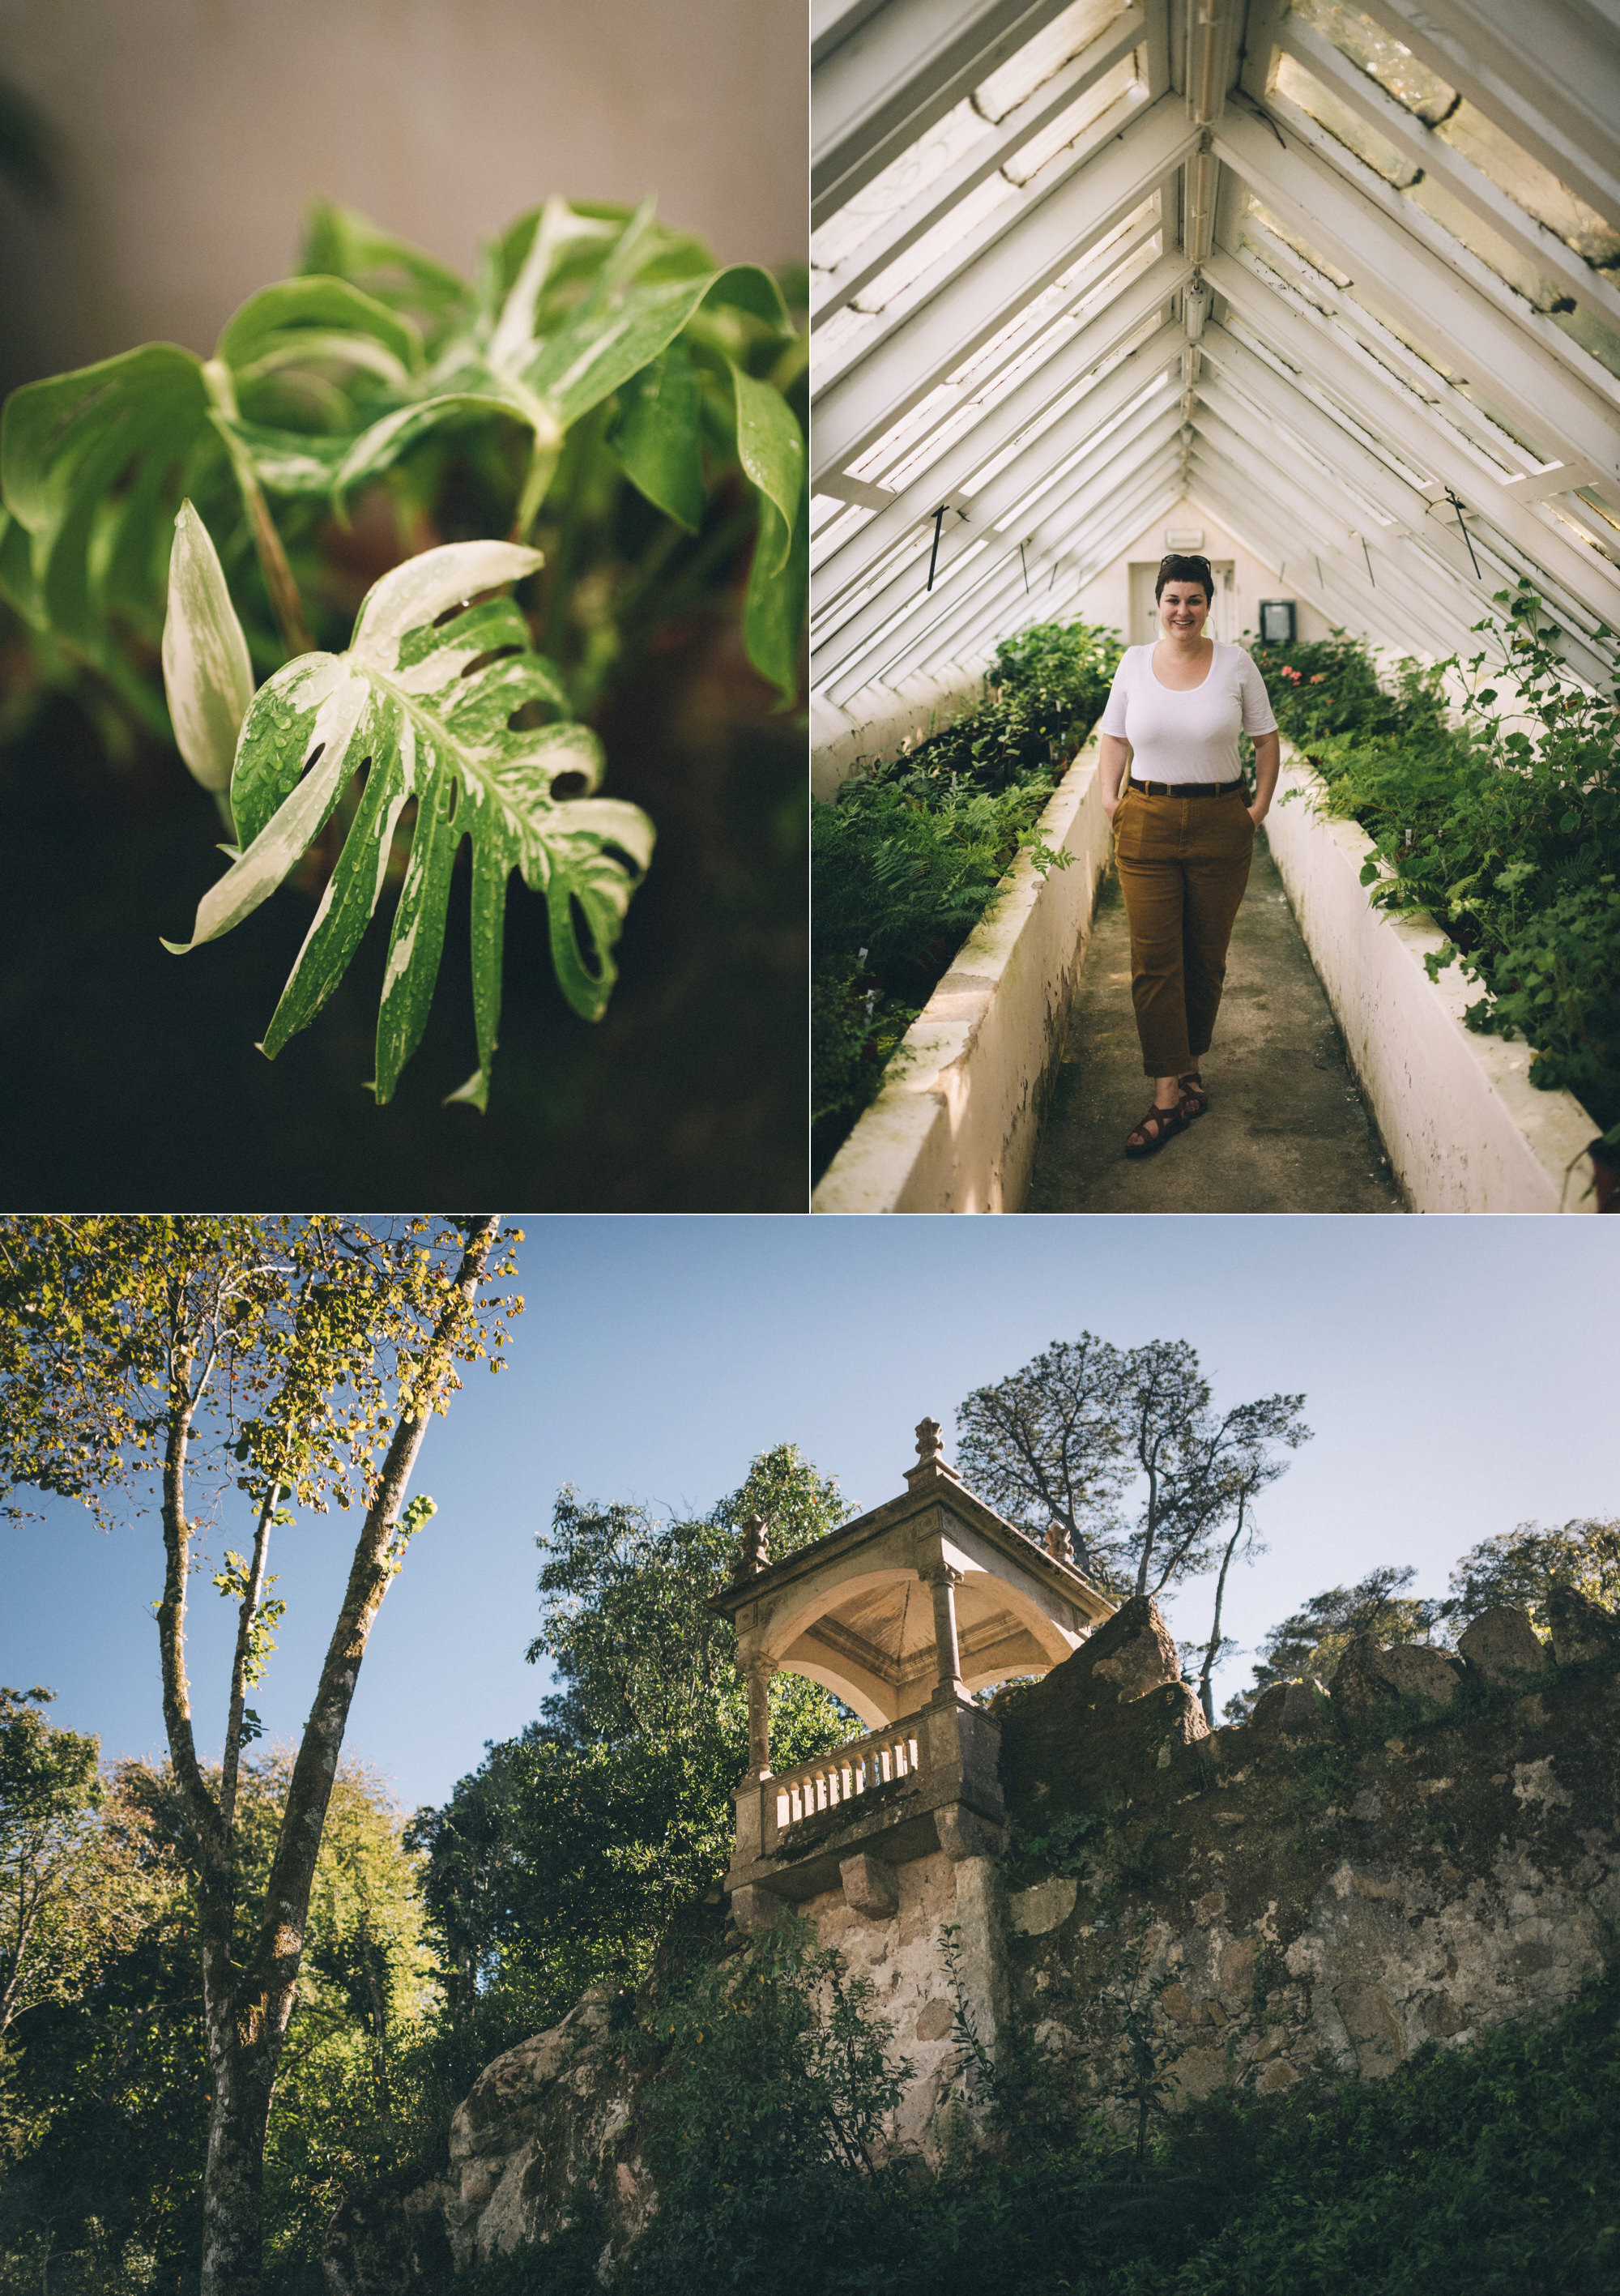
left=812, top=739, right=1111, bottom=1214
left=1260, top=745, right=1597, bottom=1214
left=814, top=735, right=1601, bottom=1215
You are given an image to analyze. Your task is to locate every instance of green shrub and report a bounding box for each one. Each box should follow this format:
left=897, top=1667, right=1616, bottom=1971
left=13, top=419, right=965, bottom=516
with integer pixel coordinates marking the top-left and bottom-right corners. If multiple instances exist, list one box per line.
left=811, top=618, right=1120, bottom=1176
left=1259, top=587, right=1620, bottom=1147
left=450, top=1957, right=1620, bottom=2296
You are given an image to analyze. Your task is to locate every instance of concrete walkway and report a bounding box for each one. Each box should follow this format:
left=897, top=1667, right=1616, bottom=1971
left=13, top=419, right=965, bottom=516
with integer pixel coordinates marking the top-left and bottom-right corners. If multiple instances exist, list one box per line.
left=1023, top=834, right=1405, bottom=1214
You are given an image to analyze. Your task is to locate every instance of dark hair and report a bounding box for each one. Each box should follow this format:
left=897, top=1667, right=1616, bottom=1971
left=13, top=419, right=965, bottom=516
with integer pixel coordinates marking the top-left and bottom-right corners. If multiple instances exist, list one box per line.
left=1155, top=552, right=1213, bottom=604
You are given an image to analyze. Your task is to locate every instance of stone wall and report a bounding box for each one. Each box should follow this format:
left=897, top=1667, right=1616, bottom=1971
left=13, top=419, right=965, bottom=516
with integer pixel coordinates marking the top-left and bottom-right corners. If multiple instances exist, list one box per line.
left=991, top=1590, right=1620, bottom=2126
left=323, top=1590, right=1620, bottom=2289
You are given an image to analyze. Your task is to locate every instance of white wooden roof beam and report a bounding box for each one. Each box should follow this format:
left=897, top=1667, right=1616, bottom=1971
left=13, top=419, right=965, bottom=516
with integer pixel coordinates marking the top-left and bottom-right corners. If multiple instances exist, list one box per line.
left=1193, top=399, right=1496, bottom=642
left=1352, top=0, right=1620, bottom=230
left=847, top=432, right=1181, bottom=693
left=812, top=7, right=1149, bottom=325
left=856, top=422, right=1183, bottom=683
left=1199, top=324, right=1434, bottom=527
left=1191, top=461, right=1444, bottom=652
left=815, top=92, right=1200, bottom=480
left=813, top=258, right=1191, bottom=602
left=1257, top=81, right=1620, bottom=414
left=813, top=0, right=1087, bottom=226
left=812, top=358, right=1181, bottom=673
left=908, top=456, right=1184, bottom=672
left=1274, top=13, right=1620, bottom=341
left=1212, top=103, right=1620, bottom=485
left=1209, top=246, right=1620, bottom=637
left=1194, top=357, right=1512, bottom=608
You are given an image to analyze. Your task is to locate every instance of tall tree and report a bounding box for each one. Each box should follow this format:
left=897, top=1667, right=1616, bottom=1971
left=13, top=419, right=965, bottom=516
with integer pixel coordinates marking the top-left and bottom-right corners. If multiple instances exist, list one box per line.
left=1224, top=1565, right=1439, bottom=1721
left=1445, top=1518, right=1620, bottom=1631
left=0, top=1687, right=103, bottom=2044
left=956, top=1333, right=1309, bottom=1599
left=955, top=1336, right=1131, bottom=1576
left=411, top=1445, right=855, bottom=2031
left=0, top=1214, right=517, bottom=2296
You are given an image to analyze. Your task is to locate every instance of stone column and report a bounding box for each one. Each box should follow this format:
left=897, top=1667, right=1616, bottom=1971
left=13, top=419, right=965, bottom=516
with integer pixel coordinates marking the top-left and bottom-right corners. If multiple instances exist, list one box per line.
left=924, top=1564, right=964, bottom=1703
left=746, top=1658, right=775, bottom=1777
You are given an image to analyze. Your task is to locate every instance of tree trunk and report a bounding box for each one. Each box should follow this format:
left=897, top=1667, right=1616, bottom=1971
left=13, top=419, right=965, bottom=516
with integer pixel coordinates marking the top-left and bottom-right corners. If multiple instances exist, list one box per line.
left=198, top=2038, right=279, bottom=2296
left=192, top=1217, right=499, bottom=2296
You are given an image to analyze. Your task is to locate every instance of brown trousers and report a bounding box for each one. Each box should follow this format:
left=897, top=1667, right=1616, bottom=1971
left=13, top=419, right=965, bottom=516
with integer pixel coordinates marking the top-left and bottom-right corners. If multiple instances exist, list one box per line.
left=1113, top=784, right=1255, bottom=1076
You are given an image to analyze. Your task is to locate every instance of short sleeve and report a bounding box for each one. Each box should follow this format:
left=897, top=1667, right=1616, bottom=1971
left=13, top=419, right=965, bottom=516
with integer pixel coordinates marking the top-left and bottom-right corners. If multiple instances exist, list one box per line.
left=1238, top=649, right=1278, bottom=736
left=1098, top=652, right=1132, bottom=739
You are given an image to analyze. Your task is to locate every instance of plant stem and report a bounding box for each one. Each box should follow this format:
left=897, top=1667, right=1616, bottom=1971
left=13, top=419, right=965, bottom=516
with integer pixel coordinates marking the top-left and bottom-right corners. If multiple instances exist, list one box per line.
left=237, top=463, right=315, bottom=659
left=539, top=413, right=604, bottom=662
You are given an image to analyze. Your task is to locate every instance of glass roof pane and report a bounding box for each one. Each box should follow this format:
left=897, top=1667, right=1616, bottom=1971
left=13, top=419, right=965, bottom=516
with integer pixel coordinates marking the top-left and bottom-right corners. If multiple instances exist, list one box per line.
left=1286, top=0, right=1455, bottom=125
left=1438, top=103, right=1620, bottom=271
left=1002, top=57, right=1140, bottom=186
left=850, top=173, right=1017, bottom=311
left=809, top=98, right=992, bottom=276
left=974, top=0, right=1132, bottom=123
left=1273, top=54, right=1419, bottom=190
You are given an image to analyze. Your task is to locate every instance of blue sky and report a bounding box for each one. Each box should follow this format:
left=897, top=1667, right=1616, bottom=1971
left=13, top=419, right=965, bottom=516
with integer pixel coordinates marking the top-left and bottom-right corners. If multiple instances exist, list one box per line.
left=4, top=1214, right=1614, bottom=1815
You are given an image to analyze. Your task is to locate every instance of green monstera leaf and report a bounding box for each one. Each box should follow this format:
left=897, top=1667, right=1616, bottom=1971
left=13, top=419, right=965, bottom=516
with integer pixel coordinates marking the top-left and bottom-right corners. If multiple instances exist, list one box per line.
left=164, top=538, right=654, bottom=1107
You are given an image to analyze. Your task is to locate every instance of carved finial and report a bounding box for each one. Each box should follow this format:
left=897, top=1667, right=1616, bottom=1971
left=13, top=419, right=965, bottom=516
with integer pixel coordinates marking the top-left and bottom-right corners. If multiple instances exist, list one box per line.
left=739, top=1514, right=769, bottom=1577
left=1045, top=1521, right=1072, bottom=1564
left=904, top=1416, right=961, bottom=1492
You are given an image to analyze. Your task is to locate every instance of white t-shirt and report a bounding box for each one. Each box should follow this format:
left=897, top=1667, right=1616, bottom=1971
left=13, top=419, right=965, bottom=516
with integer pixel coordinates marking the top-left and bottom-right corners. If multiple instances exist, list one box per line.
left=1097, top=642, right=1278, bottom=783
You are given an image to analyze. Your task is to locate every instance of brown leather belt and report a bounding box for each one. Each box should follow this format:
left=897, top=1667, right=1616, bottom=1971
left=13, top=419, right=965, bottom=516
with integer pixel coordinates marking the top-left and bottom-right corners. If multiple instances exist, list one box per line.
left=1127, top=776, right=1245, bottom=797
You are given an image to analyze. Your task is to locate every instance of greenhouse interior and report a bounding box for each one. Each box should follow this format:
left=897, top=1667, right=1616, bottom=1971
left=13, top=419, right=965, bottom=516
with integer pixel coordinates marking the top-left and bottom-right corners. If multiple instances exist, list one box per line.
left=809, top=0, right=1620, bottom=1218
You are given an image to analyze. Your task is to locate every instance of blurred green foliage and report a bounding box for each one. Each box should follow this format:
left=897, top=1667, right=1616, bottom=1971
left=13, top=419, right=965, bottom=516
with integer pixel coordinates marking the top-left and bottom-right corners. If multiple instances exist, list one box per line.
left=811, top=620, right=1122, bottom=1179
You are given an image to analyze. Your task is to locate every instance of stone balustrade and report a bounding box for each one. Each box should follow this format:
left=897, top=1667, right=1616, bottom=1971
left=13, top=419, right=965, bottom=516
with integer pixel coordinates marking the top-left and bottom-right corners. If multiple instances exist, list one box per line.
left=773, top=1721, right=923, bottom=1830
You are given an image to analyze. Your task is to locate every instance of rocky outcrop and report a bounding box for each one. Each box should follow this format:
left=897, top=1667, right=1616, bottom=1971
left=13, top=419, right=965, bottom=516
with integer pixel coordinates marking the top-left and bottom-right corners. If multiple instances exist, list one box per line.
left=327, top=1600, right=1620, bottom=2285
left=995, top=1594, right=1209, bottom=1820
left=996, top=1601, right=1620, bottom=2122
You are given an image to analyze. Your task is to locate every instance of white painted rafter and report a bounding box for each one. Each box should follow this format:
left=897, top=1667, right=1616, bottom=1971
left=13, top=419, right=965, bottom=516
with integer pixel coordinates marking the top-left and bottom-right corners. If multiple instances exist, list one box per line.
left=815, top=92, right=1200, bottom=479
left=812, top=7, right=1149, bottom=325
left=813, top=0, right=1089, bottom=225
left=812, top=0, right=1620, bottom=702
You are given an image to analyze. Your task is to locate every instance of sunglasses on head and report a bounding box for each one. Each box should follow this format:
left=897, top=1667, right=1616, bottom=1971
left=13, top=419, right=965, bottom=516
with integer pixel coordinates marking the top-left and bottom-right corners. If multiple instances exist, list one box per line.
left=1160, top=555, right=1212, bottom=576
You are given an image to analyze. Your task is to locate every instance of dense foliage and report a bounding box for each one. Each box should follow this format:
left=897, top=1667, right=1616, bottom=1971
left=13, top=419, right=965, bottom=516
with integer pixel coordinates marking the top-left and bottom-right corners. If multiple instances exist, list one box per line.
left=1221, top=1564, right=1439, bottom=1721
left=1445, top=1517, right=1620, bottom=1631
left=0, top=1752, right=434, bottom=2296
left=407, top=1446, right=855, bottom=2044
left=452, top=1923, right=1620, bottom=2296
left=954, top=1331, right=1309, bottom=1603
left=1254, top=590, right=1620, bottom=1150
left=811, top=620, right=1121, bottom=1178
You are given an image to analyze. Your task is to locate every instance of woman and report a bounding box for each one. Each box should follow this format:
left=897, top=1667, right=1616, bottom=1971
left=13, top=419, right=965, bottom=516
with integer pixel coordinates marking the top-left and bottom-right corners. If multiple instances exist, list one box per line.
left=1096, top=553, right=1281, bottom=1157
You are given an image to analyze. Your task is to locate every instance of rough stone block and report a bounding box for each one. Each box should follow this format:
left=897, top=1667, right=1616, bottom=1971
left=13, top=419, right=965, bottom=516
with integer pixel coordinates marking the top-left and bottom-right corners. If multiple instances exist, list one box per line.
left=1067, top=1595, right=1184, bottom=1709
left=936, top=1802, right=1004, bottom=1861
left=840, top=1852, right=900, bottom=1919
left=729, top=1883, right=786, bottom=1932
left=1545, top=1585, right=1620, bottom=1667
left=1008, top=1875, right=1077, bottom=1936
left=1457, top=1606, right=1548, bottom=1683
left=1332, top=1637, right=1460, bottom=1725
left=1376, top=1645, right=1463, bottom=1706
left=1251, top=1679, right=1332, bottom=1739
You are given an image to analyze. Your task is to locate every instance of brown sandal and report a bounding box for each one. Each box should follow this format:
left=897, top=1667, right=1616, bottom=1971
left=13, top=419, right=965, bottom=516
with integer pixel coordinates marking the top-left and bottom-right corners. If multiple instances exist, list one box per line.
left=1178, top=1073, right=1209, bottom=1119
left=1124, top=1100, right=1190, bottom=1158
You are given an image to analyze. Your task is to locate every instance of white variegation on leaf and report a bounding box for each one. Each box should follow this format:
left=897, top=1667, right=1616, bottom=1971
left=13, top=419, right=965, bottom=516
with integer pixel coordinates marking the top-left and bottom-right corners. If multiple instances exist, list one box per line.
left=161, top=500, right=254, bottom=809
left=165, top=539, right=654, bottom=1106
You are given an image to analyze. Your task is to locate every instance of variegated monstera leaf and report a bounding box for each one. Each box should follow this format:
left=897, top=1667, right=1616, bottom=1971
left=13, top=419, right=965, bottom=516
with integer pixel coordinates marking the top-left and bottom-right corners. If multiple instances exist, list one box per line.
left=167, top=537, right=653, bottom=1107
